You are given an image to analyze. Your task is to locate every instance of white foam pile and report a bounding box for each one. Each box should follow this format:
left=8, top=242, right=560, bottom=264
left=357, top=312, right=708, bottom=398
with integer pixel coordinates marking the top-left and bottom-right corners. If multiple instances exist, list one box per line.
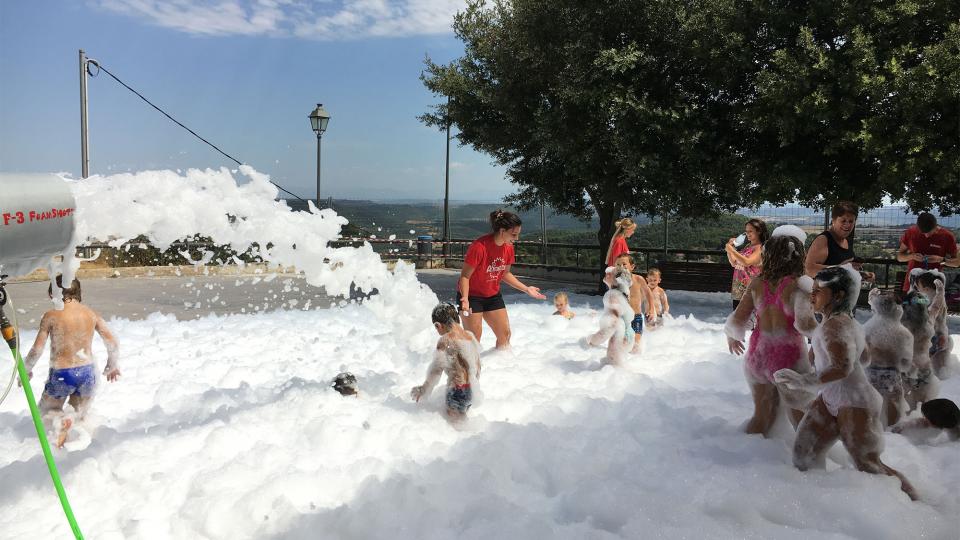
left=0, top=169, right=956, bottom=538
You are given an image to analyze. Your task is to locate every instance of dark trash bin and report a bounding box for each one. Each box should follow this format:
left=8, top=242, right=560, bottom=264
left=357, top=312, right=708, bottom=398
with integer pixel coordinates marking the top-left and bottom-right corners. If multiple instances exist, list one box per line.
left=417, top=235, right=434, bottom=259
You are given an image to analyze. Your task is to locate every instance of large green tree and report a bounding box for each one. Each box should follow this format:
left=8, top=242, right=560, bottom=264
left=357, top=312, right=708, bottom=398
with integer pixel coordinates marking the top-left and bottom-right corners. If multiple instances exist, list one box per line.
left=420, top=0, right=753, bottom=256
left=746, top=0, right=960, bottom=212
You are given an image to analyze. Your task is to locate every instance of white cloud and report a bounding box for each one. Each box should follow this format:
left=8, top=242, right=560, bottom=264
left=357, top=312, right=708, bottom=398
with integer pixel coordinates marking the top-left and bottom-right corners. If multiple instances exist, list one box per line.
left=94, top=0, right=464, bottom=39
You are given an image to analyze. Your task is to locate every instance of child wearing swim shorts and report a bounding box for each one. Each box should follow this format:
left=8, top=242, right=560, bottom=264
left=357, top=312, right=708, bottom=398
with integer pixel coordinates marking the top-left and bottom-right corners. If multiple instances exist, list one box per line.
left=411, top=303, right=482, bottom=422
left=23, top=276, right=120, bottom=448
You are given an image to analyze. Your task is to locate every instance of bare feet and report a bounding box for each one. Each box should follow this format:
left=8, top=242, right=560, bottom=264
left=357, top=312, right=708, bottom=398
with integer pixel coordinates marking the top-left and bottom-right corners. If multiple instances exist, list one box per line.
left=56, top=417, right=73, bottom=449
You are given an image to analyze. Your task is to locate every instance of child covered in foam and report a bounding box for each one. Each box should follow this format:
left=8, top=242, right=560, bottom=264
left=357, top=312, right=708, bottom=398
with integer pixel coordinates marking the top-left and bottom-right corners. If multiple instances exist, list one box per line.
left=775, top=265, right=917, bottom=500
left=900, top=270, right=943, bottom=411
left=411, top=303, right=482, bottom=423
left=724, top=225, right=817, bottom=436
left=862, top=289, right=913, bottom=427
left=910, top=269, right=956, bottom=380
left=584, top=266, right=635, bottom=365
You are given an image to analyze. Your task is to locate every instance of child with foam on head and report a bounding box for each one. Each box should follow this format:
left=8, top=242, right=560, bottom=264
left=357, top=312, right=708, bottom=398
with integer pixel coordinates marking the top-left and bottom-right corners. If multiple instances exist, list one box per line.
left=900, top=270, right=943, bottom=411
left=910, top=269, right=956, bottom=380
left=552, top=292, right=575, bottom=319
left=775, top=265, right=917, bottom=500
left=411, top=303, right=481, bottom=423
left=584, top=265, right=635, bottom=365
left=22, top=276, right=120, bottom=449
left=862, top=289, right=914, bottom=427
left=724, top=225, right=817, bottom=436
left=615, top=255, right=657, bottom=353
left=645, top=268, right=669, bottom=330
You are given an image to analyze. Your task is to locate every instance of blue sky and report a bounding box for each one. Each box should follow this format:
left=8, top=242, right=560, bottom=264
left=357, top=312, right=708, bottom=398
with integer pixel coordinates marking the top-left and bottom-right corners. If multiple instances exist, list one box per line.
left=0, top=1, right=512, bottom=201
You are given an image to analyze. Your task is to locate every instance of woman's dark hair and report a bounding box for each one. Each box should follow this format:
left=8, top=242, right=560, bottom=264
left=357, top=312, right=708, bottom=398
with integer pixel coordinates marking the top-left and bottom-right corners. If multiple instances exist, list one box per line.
left=432, top=303, right=460, bottom=327
left=745, top=219, right=769, bottom=244
left=490, top=209, right=522, bottom=232
left=760, top=235, right=805, bottom=282
left=48, top=275, right=81, bottom=302
left=831, top=201, right=859, bottom=220
left=814, top=266, right=859, bottom=315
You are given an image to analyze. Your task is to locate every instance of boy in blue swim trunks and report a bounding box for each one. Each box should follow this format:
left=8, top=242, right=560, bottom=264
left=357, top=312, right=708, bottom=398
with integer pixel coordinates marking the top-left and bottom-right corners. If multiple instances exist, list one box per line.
left=411, top=303, right=481, bottom=423
left=23, top=276, right=120, bottom=447
left=615, top=255, right=657, bottom=354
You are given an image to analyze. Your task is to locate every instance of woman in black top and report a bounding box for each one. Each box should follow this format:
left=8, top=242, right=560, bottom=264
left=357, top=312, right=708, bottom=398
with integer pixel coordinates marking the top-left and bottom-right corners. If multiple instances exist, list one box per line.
left=804, top=201, right=875, bottom=282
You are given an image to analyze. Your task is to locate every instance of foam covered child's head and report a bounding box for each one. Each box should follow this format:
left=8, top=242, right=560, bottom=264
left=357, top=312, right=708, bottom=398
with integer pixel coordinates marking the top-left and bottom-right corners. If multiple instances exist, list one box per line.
left=432, top=303, right=460, bottom=333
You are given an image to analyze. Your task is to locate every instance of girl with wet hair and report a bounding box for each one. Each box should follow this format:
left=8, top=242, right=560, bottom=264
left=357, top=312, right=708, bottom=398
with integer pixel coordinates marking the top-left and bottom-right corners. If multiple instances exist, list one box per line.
left=724, top=226, right=817, bottom=436
left=775, top=265, right=917, bottom=500
left=457, top=210, right=546, bottom=350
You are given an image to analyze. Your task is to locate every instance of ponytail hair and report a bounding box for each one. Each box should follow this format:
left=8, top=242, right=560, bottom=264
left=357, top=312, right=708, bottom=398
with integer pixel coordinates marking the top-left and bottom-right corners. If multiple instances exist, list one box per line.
left=613, top=217, right=636, bottom=238
left=490, top=209, right=522, bottom=232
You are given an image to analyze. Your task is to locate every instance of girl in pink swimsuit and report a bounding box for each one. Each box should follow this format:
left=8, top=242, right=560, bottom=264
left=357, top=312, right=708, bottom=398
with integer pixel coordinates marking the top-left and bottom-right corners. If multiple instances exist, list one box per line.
left=725, top=227, right=817, bottom=436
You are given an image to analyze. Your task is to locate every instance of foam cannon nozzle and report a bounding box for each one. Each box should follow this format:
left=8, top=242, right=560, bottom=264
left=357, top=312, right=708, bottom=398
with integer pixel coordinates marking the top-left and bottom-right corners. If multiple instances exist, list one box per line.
left=0, top=173, right=77, bottom=279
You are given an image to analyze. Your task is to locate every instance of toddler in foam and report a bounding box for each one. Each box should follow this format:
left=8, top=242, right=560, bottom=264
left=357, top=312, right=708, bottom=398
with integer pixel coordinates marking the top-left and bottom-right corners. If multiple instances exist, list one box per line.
left=411, top=303, right=482, bottom=423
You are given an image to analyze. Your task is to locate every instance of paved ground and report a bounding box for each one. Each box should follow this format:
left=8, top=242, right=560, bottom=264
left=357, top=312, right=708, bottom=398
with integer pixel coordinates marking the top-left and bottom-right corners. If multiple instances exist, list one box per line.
left=0, top=269, right=585, bottom=331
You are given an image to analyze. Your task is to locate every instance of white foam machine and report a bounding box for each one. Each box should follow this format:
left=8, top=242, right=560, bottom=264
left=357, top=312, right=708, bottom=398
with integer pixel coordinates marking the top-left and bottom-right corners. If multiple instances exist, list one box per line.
left=0, top=173, right=77, bottom=278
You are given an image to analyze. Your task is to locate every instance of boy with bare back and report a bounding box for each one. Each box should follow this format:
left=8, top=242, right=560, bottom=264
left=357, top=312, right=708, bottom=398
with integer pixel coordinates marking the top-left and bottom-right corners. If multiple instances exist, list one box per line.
left=411, top=303, right=481, bottom=422
left=615, top=255, right=657, bottom=353
left=23, top=276, right=120, bottom=447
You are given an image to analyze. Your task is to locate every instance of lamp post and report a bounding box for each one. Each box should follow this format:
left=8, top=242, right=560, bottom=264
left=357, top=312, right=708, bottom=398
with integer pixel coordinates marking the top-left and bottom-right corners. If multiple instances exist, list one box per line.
left=308, top=103, right=330, bottom=205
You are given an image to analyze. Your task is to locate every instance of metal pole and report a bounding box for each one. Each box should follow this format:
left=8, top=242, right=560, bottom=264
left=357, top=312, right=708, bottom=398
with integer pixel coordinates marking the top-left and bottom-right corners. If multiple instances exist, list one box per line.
left=540, top=203, right=547, bottom=264
left=79, top=49, right=89, bottom=178
left=662, top=210, right=668, bottom=256
left=316, top=133, right=322, bottom=206
left=442, top=96, right=451, bottom=258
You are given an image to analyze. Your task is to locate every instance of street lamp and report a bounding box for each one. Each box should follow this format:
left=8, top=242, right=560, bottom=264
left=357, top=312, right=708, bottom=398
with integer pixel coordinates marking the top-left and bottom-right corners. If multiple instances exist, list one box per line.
left=308, top=103, right=330, bottom=204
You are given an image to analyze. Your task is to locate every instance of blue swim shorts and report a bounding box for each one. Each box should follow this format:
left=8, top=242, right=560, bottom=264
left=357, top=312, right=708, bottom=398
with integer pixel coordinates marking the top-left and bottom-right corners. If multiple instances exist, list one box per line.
left=44, top=365, right=96, bottom=399
left=631, top=314, right=644, bottom=335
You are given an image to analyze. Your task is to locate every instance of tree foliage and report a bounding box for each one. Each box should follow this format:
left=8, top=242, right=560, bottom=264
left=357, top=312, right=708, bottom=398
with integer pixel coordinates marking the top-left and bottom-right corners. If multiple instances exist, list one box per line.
left=420, top=0, right=960, bottom=255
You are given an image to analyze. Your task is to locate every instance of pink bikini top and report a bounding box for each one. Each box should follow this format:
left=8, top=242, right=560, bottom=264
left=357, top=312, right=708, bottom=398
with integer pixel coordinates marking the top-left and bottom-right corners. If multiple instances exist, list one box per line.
left=755, top=276, right=796, bottom=328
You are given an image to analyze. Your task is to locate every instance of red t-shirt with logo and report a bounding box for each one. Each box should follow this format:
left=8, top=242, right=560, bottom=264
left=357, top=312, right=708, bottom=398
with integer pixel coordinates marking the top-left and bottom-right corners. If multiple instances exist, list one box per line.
left=606, top=236, right=629, bottom=266
left=900, top=225, right=957, bottom=291
left=464, top=234, right=515, bottom=297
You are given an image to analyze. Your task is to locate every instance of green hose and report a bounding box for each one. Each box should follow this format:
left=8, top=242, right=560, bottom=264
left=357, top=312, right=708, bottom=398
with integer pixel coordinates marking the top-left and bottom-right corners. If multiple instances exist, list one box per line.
left=10, top=347, right=84, bottom=539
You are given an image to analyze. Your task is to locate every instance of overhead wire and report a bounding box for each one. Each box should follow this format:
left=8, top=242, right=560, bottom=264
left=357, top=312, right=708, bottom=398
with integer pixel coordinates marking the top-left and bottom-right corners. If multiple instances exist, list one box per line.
left=85, top=59, right=308, bottom=202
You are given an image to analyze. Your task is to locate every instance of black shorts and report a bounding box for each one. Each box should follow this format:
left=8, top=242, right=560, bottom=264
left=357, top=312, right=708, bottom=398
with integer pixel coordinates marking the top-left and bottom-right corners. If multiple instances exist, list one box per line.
left=456, top=291, right=506, bottom=313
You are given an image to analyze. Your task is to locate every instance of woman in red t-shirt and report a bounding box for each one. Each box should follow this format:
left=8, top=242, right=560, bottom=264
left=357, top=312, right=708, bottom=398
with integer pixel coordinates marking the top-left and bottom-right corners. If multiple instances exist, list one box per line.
left=458, top=210, right=547, bottom=349
left=605, top=218, right=636, bottom=267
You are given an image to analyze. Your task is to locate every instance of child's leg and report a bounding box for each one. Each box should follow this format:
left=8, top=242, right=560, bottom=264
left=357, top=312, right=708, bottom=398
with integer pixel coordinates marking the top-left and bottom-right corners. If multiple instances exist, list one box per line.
left=746, top=382, right=780, bottom=436
left=588, top=314, right=618, bottom=347
left=67, top=394, right=93, bottom=420
left=838, top=407, right=918, bottom=500
left=793, top=397, right=839, bottom=470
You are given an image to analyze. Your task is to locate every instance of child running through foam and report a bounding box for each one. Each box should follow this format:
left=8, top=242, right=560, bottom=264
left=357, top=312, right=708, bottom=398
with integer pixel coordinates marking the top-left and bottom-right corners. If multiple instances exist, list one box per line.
left=645, top=268, right=669, bottom=330
left=775, top=265, right=917, bottom=500
left=616, top=255, right=657, bottom=353
left=411, top=303, right=482, bottom=423
left=552, top=292, right=575, bottom=319
left=725, top=226, right=816, bottom=436
left=22, top=276, right=120, bottom=448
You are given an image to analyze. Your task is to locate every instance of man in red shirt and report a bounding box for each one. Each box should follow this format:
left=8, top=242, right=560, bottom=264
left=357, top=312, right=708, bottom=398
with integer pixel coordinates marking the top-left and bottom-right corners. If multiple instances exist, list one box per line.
left=897, top=212, right=959, bottom=291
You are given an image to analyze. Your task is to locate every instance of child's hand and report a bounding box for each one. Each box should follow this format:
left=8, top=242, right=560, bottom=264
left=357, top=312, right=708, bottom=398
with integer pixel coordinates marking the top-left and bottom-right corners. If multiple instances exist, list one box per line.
left=773, top=369, right=819, bottom=392
left=727, top=337, right=744, bottom=355
left=410, top=385, right=424, bottom=402
left=104, top=367, right=121, bottom=382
